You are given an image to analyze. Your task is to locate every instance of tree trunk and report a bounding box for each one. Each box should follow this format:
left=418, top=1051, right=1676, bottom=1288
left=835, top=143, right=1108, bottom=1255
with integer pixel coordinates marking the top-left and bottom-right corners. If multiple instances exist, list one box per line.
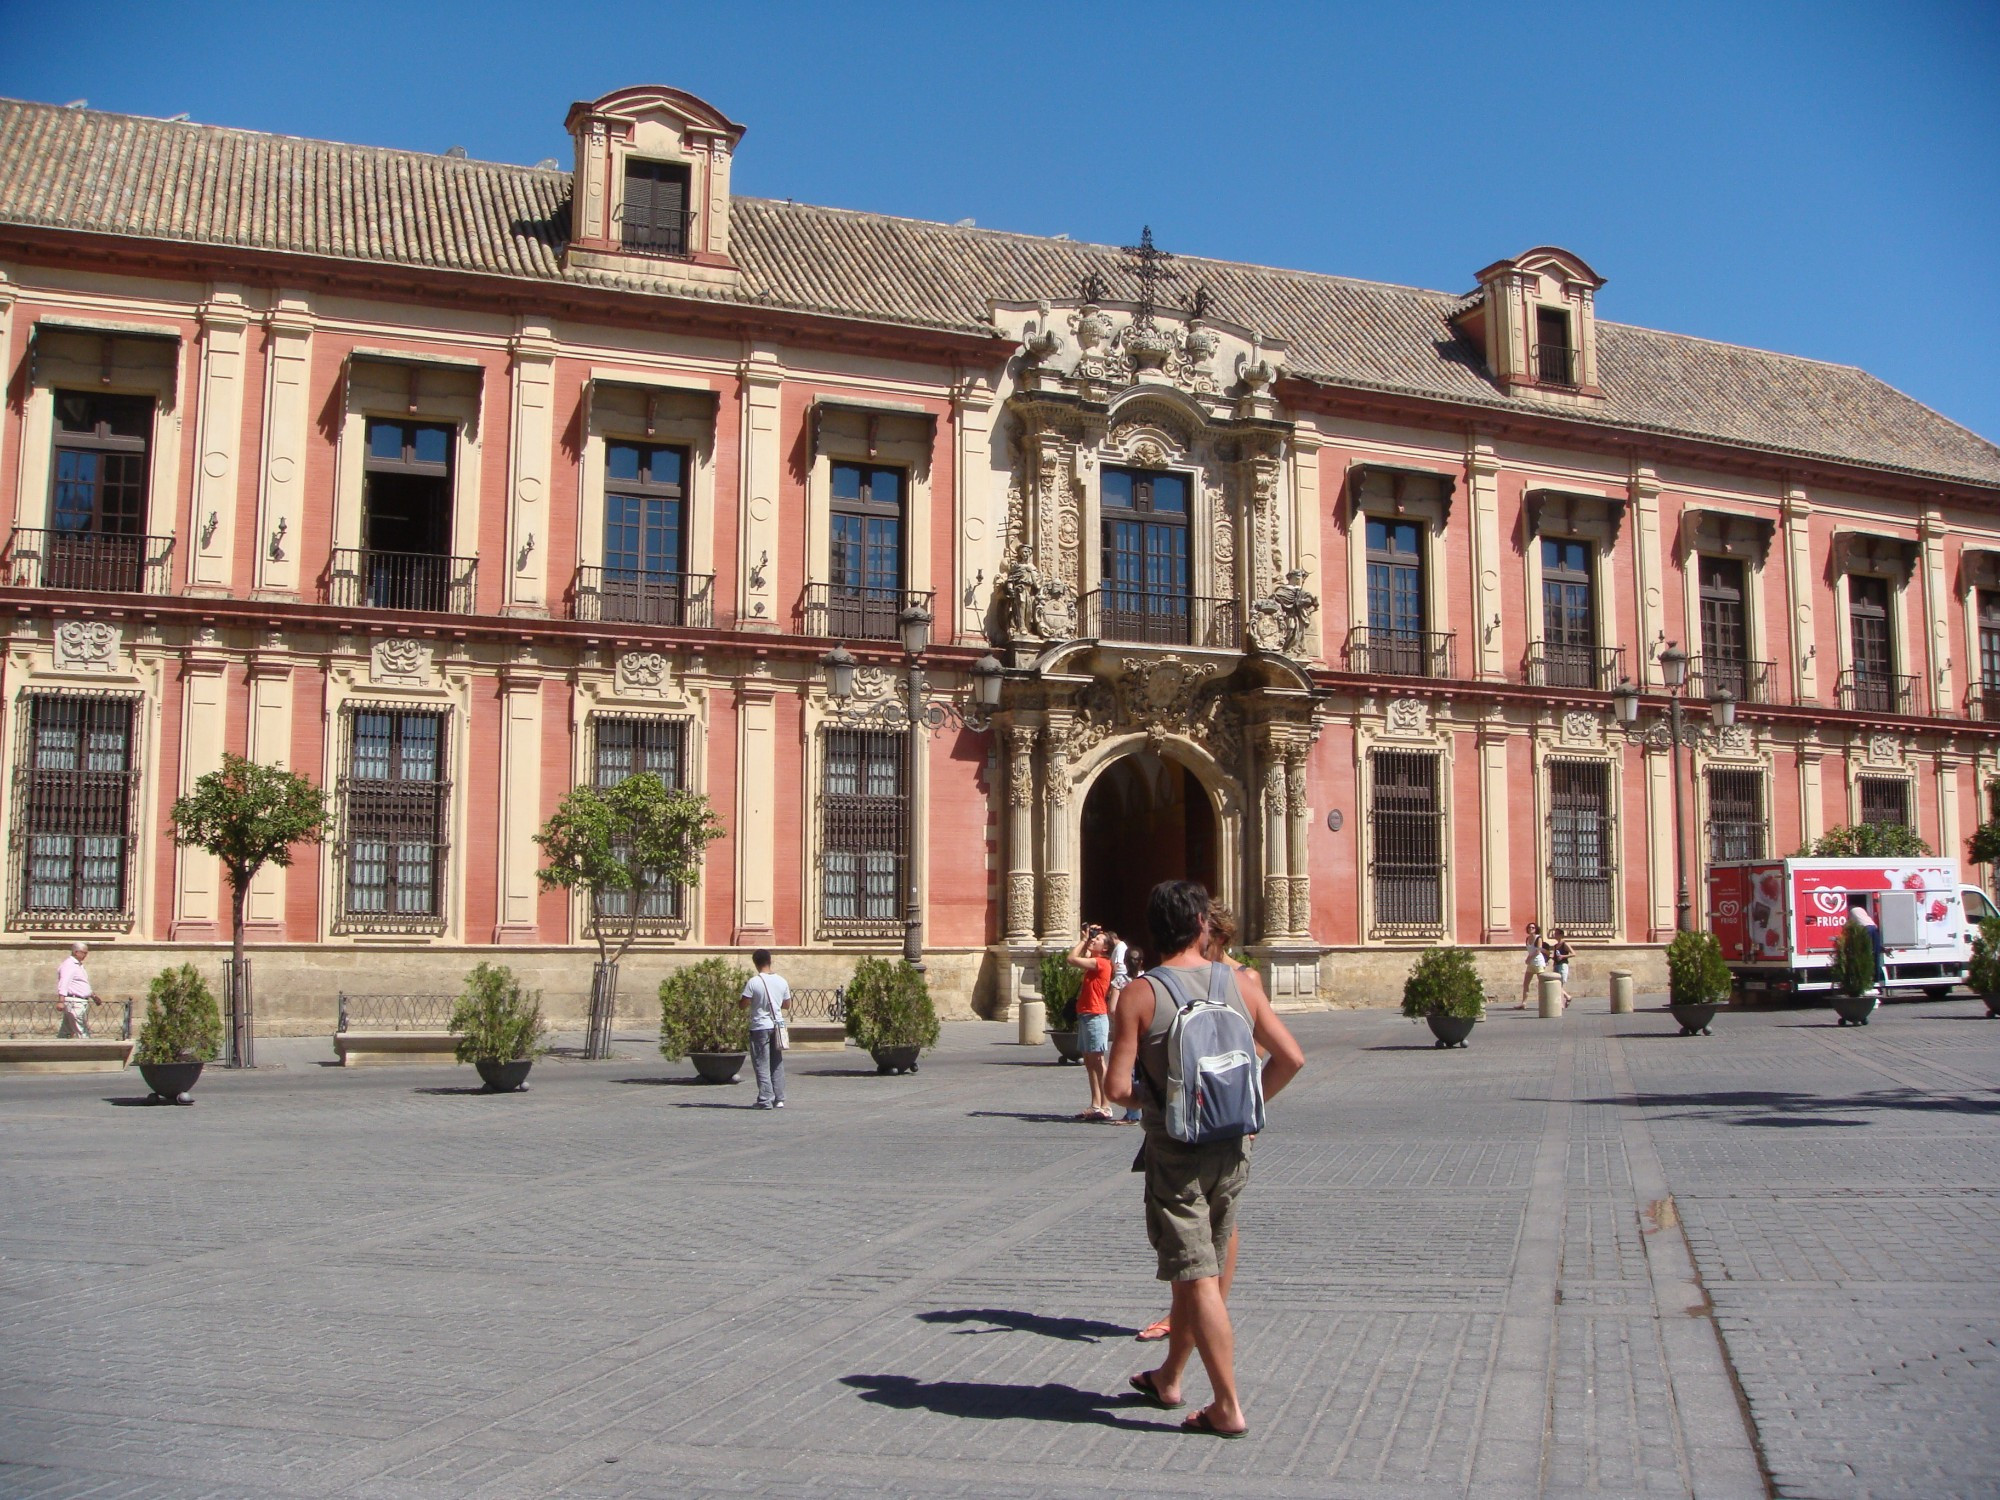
left=587, top=961, right=620, bottom=1061
left=227, top=879, right=253, bottom=1069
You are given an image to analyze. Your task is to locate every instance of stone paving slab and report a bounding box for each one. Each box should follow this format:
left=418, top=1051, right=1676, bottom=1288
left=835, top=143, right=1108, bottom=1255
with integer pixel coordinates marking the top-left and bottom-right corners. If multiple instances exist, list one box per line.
left=1, top=997, right=1996, bottom=1496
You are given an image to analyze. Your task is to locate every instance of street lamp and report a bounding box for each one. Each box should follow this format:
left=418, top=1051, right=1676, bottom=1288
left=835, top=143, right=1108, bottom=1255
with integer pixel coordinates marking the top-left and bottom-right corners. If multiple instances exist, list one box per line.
left=1616, top=644, right=1740, bottom=932
left=819, top=626, right=1001, bottom=971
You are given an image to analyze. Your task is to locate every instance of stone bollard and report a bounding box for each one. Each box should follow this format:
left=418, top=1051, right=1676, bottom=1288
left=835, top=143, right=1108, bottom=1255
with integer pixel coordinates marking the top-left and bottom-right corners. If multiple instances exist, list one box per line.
left=1609, top=970, right=1634, bottom=1014
left=1538, top=972, right=1564, bottom=1018
left=1018, top=998, right=1046, bottom=1047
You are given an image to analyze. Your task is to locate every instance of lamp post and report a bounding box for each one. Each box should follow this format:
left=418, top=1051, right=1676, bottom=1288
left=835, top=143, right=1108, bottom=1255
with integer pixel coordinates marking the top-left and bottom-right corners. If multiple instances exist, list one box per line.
left=1615, top=645, right=1736, bottom=932
left=820, top=617, right=1002, bottom=970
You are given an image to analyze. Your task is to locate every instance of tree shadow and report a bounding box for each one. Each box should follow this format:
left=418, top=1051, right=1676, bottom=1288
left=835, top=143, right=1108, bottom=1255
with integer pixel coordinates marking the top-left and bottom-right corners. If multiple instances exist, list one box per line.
left=412, top=1086, right=502, bottom=1097
left=916, top=1308, right=1133, bottom=1342
left=1570, top=1087, right=2000, bottom=1128
left=840, top=1374, right=1170, bottom=1431
left=613, top=1075, right=717, bottom=1087
left=801, top=1067, right=901, bottom=1078
left=966, top=1109, right=1094, bottom=1124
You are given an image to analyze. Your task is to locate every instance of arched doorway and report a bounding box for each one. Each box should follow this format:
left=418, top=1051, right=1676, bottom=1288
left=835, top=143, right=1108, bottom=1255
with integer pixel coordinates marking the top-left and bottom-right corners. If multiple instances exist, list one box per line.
left=1079, top=750, right=1218, bottom=958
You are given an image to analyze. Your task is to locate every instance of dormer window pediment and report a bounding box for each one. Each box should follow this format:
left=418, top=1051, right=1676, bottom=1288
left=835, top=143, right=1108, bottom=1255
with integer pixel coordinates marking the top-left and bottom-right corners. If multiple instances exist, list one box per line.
left=562, top=84, right=746, bottom=291
left=1455, top=246, right=1606, bottom=403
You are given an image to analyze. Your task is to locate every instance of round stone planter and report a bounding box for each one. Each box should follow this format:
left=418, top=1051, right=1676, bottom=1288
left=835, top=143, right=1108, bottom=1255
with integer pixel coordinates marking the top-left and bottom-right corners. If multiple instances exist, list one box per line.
left=1831, top=991, right=1878, bottom=1027
left=138, top=1060, right=203, bottom=1104
left=690, top=1050, right=746, bottom=1083
left=872, top=1044, right=921, bottom=1075
left=1668, top=1002, right=1721, bottom=1037
left=474, top=1058, right=533, bottom=1093
left=1426, top=1013, right=1476, bottom=1049
left=1047, top=1029, right=1082, bottom=1064
left=1986, top=993, right=2000, bottom=1019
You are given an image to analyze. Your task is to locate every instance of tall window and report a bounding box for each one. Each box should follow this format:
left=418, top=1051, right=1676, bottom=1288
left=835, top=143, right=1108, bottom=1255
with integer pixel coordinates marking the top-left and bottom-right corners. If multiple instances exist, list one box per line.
left=1549, top=759, right=1614, bottom=932
left=601, top=442, right=689, bottom=624
left=13, top=693, right=140, bottom=922
left=1707, top=768, right=1765, bottom=862
left=621, top=159, right=692, bottom=254
left=47, top=391, right=153, bottom=591
left=1540, top=538, right=1598, bottom=687
left=1365, top=519, right=1427, bottom=675
left=590, top=716, right=690, bottom=925
left=1100, top=466, right=1191, bottom=643
left=829, top=462, right=905, bottom=639
left=1697, top=555, right=1749, bottom=701
left=1536, top=306, right=1576, bottom=386
left=1848, top=574, right=1894, bottom=710
left=338, top=708, right=449, bottom=930
left=360, top=419, right=455, bottom=610
left=1368, top=751, right=1444, bottom=934
left=821, top=729, right=906, bottom=932
left=1978, top=590, right=2000, bottom=712
left=1859, top=776, right=1909, bottom=829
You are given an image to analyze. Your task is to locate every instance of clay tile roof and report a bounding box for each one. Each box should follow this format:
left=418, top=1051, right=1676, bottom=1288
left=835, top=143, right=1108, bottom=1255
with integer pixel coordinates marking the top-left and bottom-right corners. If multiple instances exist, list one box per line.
left=4, top=97, right=1997, bottom=489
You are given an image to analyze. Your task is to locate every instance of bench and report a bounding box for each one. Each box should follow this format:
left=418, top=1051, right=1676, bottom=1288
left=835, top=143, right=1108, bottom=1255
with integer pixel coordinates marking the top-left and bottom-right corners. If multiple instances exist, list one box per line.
left=0, top=999, right=135, bottom=1074
left=787, top=987, right=847, bottom=1050
left=335, top=993, right=460, bottom=1066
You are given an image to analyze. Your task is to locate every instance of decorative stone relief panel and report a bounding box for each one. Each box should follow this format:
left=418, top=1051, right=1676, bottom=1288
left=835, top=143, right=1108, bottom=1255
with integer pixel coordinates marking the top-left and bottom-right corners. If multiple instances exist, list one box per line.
left=1383, top=697, right=1432, bottom=739
left=1865, top=733, right=1903, bottom=768
left=52, top=620, right=120, bottom=674
left=1560, top=711, right=1603, bottom=748
left=370, top=637, right=434, bottom=688
left=615, top=650, right=673, bottom=696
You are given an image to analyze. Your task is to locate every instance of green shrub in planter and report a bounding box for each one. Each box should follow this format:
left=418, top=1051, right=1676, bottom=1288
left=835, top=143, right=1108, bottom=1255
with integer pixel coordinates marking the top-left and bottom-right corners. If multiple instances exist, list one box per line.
left=845, top=957, right=941, bottom=1053
left=658, top=958, right=751, bottom=1061
left=1399, top=947, right=1488, bottom=1021
left=1666, top=930, right=1732, bottom=1007
left=132, top=964, right=223, bottom=1065
left=1969, top=917, right=2000, bottom=998
left=450, top=962, right=545, bottom=1064
left=1832, top=919, right=1880, bottom=998
left=1037, top=950, right=1081, bottom=1028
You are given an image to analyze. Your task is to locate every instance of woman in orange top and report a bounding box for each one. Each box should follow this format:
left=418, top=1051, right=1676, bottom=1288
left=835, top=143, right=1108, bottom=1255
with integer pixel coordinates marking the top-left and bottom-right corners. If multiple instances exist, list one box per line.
left=1066, top=924, right=1116, bottom=1120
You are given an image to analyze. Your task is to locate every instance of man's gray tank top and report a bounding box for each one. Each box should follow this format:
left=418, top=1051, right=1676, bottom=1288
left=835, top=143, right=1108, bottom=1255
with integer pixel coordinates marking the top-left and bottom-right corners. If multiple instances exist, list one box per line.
left=1136, top=960, right=1248, bottom=1137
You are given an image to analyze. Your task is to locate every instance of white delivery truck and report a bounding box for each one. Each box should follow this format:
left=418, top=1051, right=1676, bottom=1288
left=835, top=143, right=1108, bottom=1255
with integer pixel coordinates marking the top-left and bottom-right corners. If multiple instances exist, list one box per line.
left=1705, top=856, right=2000, bottom=1001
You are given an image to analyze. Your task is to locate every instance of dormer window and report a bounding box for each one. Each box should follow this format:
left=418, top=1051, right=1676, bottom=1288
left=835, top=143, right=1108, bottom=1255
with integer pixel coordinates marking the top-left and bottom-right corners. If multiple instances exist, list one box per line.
left=620, top=159, right=692, bottom=255
left=1535, top=307, right=1576, bottom=387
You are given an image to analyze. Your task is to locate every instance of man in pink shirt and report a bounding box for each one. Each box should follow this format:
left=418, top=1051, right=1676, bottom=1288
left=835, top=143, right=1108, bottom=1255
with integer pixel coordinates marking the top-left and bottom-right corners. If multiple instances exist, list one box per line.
left=56, top=942, right=92, bottom=1038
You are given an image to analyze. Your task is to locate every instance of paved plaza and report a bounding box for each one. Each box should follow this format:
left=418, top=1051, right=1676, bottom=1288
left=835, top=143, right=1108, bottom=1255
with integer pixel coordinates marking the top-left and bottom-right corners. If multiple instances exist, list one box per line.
left=2, top=995, right=1998, bottom=1500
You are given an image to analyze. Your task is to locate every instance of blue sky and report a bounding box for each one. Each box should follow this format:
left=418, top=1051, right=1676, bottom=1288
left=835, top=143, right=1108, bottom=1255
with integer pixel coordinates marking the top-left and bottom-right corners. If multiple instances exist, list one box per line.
left=4, top=0, right=1996, bottom=445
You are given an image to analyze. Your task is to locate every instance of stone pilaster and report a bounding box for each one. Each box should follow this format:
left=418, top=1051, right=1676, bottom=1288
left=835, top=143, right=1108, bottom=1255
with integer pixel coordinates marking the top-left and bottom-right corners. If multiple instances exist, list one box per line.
left=1798, top=733, right=1825, bottom=848
left=1643, top=736, right=1676, bottom=941
left=187, top=292, right=251, bottom=595
left=0, top=272, right=14, bottom=528
left=1039, top=712, right=1075, bottom=941
left=1782, top=487, right=1818, bottom=703
left=253, top=297, right=313, bottom=598
left=242, top=639, right=294, bottom=934
left=1478, top=712, right=1511, bottom=941
left=737, top=349, right=783, bottom=630
left=1467, top=437, right=1505, bottom=680
left=1920, top=506, right=1952, bottom=715
left=1284, top=741, right=1312, bottom=937
left=172, top=634, right=231, bottom=938
left=1937, top=748, right=1964, bottom=867
left=493, top=655, right=543, bottom=942
left=1002, top=720, right=1040, bottom=942
left=1630, top=462, right=1664, bottom=687
left=953, top=377, right=996, bottom=640
left=733, top=667, right=777, bottom=942
left=503, top=321, right=557, bottom=615
left=1258, top=734, right=1291, bottom=941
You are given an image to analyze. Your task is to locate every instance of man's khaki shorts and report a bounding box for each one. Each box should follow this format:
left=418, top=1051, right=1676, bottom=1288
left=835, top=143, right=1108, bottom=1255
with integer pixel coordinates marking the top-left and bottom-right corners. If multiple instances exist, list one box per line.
left=1142, top=1134, right=1254, bottom=1282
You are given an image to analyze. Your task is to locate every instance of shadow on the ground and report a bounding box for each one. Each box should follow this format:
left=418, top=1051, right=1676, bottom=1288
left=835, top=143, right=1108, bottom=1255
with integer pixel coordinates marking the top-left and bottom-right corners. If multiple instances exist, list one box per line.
left=411, top=1085, right=508, bottom=1097
left=800, top=1066, right=906, bottom=1078
left=1570, top=1087, right=2000, bottom=1128
left=612, top=1075, right=723, bottom=1087
left=917, top=1308, right=1133, bottom=1343
left=104, top=1095, right=183, bottom=1107
left=671, top=1100, right=762, bottom=1110
left=966, top=1109, right=1095, bottom=1124
left=840, top=1374, right=1170, bottom=1431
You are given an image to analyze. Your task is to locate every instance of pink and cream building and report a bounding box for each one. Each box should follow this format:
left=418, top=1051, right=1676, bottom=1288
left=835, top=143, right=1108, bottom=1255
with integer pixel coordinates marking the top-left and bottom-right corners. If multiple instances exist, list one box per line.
left=1, top=84, right=1998, bottom=1022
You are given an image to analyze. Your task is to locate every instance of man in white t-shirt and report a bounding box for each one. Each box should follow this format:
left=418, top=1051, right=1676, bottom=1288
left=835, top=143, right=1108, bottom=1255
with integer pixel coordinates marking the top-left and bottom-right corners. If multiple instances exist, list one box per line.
left=739, top=949, right=792, bottom=1109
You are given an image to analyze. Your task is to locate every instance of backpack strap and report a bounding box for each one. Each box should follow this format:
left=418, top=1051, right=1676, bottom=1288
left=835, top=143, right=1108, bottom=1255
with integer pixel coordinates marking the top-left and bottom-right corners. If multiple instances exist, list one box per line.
left=1205, top=961, right=1235, bottom=1006
left=1148, top=965, right=1195, bottom=1012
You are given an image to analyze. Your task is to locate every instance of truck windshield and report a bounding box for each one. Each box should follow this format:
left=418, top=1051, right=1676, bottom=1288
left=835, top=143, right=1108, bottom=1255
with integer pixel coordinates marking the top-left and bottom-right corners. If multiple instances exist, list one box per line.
left=1965, top=887, right=2000, bottom=925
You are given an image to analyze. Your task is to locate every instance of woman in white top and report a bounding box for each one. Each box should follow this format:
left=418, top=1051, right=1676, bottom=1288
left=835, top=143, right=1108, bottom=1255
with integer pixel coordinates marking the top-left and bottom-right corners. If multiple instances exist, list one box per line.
left=1519, top=922, right=1546, bottom=1009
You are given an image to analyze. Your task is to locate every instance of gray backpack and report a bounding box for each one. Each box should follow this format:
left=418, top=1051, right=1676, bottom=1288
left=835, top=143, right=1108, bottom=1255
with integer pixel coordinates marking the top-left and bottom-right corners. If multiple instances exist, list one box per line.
left=1147, top=962, right=1266, bottom=1144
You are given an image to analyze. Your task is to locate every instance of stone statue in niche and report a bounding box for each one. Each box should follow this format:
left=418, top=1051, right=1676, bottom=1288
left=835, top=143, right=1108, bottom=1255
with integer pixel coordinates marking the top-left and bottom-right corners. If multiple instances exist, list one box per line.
left=993, top=544, right=1077, bottom=643
left=1246, top=569, right=1319, bottom=657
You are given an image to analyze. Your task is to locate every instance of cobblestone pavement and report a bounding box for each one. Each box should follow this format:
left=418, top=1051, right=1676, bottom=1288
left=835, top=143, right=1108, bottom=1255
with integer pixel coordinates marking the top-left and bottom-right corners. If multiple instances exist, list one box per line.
left=1, top=995, right=1995, bottom=1499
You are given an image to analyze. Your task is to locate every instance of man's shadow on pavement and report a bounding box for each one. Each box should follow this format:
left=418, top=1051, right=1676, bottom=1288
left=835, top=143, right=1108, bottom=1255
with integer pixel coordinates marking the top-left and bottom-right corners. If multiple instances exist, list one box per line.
left=917, top=1308, right=1131, bottom=1342
left=841, top=1374, right=1171, bottom=1431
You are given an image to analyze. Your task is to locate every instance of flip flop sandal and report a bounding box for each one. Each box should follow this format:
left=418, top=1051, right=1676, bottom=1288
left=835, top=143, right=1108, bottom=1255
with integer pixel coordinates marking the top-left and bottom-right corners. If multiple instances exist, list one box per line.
left=1181, top=1409, right=1248, bottom=1439
left=1127, top=1371, right=1184, bottom=1410
left=1134, top=1318, right=1172, bottom=1342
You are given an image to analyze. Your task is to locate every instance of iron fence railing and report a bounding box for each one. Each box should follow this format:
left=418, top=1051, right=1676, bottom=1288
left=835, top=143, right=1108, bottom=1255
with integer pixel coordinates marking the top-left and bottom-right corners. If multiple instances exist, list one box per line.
left=337, top=993, right=459, bottom=1033
left=617, top=206, right=696, bottom=257
left=8, top=527, right=175, bottom=594
left=789, top=987, right=847, bottom=1023
left=1526, top=643, right=1626, bottom=692
left=1347, top=627, right=1457, bottom=680
left=801, top=583, right=935, bottom=642
left=1687, top=655, right=1775, bottom=706
left=573, top=567, right=714, bottom=627
left=1082, top=588, right=1238, bottom=649
left=327, top=548, right=477, bottom=614
left=1837, top=667, right=1918, bottom=716
left=0, top=997, right=132, bottom=1038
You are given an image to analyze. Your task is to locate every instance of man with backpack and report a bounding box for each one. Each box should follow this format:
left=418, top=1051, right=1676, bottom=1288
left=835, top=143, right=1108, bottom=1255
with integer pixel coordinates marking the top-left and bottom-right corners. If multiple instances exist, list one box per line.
left=1105, top=880, right=1305, bottom=1439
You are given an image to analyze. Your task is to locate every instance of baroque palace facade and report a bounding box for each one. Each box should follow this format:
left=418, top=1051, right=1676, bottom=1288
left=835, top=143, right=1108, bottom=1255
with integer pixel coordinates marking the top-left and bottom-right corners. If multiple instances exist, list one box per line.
left=1, top=84, right=1999, bottom=1024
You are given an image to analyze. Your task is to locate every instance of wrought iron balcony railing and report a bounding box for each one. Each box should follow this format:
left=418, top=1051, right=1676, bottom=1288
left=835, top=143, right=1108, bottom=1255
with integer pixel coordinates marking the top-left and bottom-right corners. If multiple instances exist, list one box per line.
left=1967, top=680, right=2000, bottom=722
left=801, top=583, right=936, bottom=642
left=1838, top=667, right=1918, bottom=717
left=1346, top=627, right=1457, bottom=680
left=1526, top=642, right=1626, bottom=692
left=1687, top=655, right=1776, bottom=706
left=8, top=528, right=174, bottom=595
left=1082, top=588, right=1238, bottom=649
left=573, top=567, right=714, bottom=628
left=616, top=207, right=696, bottom=257
left=328, top=548, right=477, bottom=614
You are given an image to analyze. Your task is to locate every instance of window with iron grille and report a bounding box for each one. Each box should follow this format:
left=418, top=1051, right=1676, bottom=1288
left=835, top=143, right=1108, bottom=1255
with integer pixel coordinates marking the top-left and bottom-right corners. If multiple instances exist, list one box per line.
left=1706, top=767, right=1765, bottom=862
left=1368, top=751, right=1444, bottom=935
left=1548, top=759, right=1615, bottom=933
left=336, top=707, right=449, bottom=932
left=1536, top=306, right=1576, bottom=386
left=1859, top=775, right=1909, bottom=829
left=820, top=729, right=907, bottom=934
left=590, top=715, right=690, bottom=928
left=10, top=692, right=141, bottom=926
left=620, top=158, right=692, bottom=254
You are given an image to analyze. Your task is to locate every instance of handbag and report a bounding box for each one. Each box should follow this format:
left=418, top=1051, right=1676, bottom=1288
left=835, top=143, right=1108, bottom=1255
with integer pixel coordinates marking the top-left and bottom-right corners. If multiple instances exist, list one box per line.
left=761, top=976, right=788, bottom=1054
